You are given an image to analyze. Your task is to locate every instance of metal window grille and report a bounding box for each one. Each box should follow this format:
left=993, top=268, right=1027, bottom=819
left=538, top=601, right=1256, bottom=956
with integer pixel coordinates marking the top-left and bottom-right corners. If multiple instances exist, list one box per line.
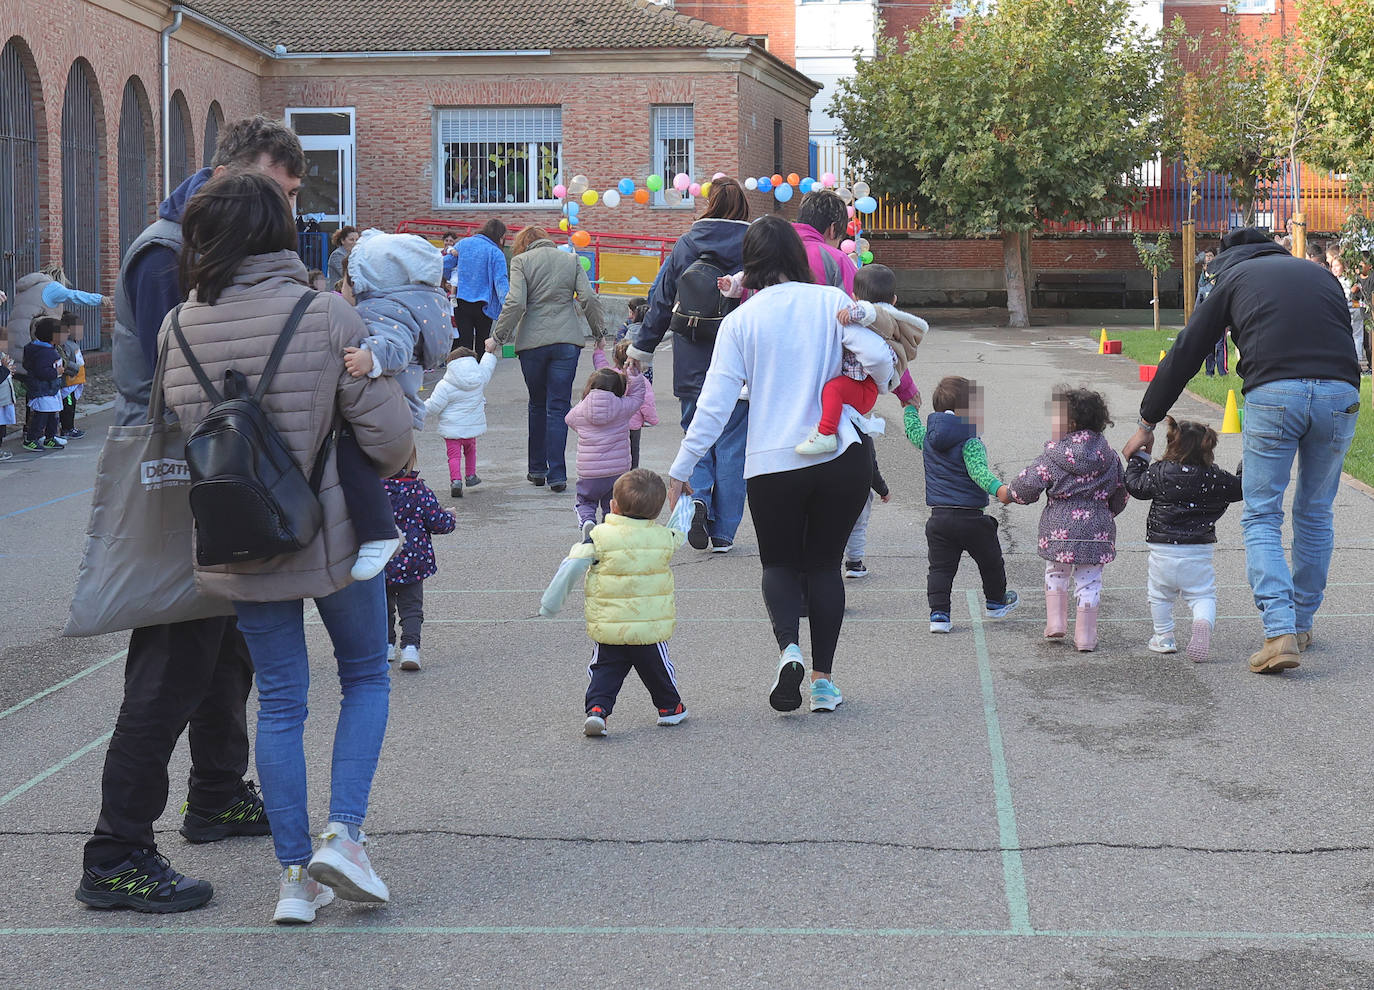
left=435, top=107, right=562, bottom=207
left=651, top=106, right=694, bottom=208
left=1231, top=0, right=1276, bottom=12
left=61, top=61, right=102, bottom=350
left=168, top=91, right=191, bottom=190
left=118, top=79, right=151, bottom=257
left=203, top=102, right=222, bottom=168
left=0, top=42, right=40, bottom=327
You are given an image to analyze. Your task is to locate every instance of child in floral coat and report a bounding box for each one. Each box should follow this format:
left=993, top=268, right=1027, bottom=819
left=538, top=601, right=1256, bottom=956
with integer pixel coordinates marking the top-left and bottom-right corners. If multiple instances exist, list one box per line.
left=1008, top=386, right=1128, bottom=652
left=382, top=462, right=457, bottom=672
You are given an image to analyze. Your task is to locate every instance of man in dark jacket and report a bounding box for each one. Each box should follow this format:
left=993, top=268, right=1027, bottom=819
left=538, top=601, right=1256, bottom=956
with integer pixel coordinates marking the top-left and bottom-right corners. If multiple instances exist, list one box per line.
left=1123, top=227, right=1361, bottom=676
left=77, top=117, right=305, bottom=914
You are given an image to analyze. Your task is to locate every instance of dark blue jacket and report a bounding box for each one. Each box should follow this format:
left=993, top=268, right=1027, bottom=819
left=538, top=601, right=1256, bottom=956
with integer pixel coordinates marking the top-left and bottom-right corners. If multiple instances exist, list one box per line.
left=631, top=218, right=751, bottom=399
left=22, top=340, right=63, bottom=398
left=383, top=473, right=457, bottom=585
left=923, top=412, right=988, bottom=509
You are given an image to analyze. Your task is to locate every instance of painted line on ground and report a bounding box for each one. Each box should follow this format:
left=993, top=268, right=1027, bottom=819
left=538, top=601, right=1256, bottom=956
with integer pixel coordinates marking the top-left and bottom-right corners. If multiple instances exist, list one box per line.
left=0, top=731, right=112, bottom=807
left=967, top=590, right=1031, bottom=935
left=316, top=612, right=1374, bottom=626
left=5, top=924, right=1374, bottom=941
left=424, top=581, right=1374, bottom=594
left=0, top=650, right=126, bottom=722
left=0, top=487, right=95, bottom=522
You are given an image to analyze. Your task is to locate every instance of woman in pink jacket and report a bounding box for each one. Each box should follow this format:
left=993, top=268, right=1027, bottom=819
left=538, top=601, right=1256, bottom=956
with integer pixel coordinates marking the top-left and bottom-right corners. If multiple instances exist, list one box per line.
left=566, top=365, right=647, bottom=538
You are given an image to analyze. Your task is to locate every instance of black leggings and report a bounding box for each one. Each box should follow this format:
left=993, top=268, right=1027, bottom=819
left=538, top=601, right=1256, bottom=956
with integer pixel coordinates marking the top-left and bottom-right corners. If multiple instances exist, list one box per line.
left=746, top=439, right=871, bottom=674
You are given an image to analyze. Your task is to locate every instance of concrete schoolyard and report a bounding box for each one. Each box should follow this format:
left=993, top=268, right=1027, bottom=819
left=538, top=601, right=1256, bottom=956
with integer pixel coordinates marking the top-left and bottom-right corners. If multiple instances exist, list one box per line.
left=1, top=325, right=1372, bottom=988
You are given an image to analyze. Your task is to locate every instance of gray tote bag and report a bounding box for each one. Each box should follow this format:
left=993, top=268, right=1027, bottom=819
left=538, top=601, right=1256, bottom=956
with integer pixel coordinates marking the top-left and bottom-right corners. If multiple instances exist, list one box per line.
left=63, top=335, right=233, bottom=637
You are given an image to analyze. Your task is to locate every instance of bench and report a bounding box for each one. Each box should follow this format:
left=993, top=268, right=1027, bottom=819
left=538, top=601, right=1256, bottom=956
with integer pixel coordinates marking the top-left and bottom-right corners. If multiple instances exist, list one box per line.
left=1034, top=272, right=1128, bottom=308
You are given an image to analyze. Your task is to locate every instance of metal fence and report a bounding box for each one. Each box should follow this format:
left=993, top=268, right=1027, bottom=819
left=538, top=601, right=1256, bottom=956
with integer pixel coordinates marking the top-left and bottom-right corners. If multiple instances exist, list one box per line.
left=0, top=41, right=40, bottom=328
left=61, top=61, right=102, bottom=351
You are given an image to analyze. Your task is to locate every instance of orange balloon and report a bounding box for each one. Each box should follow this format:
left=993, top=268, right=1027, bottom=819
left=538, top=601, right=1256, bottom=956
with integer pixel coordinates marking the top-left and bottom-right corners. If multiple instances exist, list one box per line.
left=571, top=230, right=592, bottom=249
left=787, top=172, right=801, bottom=186
left=633, top=188, right=650, bottom=204
left=771, top=174, right=783, bottom=188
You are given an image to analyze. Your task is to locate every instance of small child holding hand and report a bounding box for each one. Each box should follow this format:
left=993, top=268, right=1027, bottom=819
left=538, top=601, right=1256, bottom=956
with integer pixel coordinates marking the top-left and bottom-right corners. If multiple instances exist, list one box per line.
left=593, top=338, right=658, bottom=469
left=565, top=364, right=647, bottom=540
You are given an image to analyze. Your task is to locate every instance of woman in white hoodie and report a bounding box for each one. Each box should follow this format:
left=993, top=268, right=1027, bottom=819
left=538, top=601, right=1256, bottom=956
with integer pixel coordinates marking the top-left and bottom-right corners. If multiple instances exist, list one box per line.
left=425, top=336, right=499, bottom=497
left=666, top=215, right=893, bottom=717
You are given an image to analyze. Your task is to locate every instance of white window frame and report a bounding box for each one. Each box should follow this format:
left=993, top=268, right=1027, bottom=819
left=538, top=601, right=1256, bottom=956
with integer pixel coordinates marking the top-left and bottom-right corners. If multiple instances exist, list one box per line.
left=285, top=106, right=357, bottom=228
left=651, top=105, right=695, bottom=209
left=434, top=107, right=563, bottom=210
left=947, top=0, right=992, bottom=17
left=1230, top=0, right=1276, bottom=12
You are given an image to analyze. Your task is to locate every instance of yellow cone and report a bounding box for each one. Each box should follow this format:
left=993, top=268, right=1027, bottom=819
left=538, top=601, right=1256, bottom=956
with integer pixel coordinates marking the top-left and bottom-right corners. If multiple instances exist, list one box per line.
left=1159, top=349, right=1167, bottom=363
left=1221, top=389, right=1241, bottom=434
left=1099, top=328, right=1108, bottom=355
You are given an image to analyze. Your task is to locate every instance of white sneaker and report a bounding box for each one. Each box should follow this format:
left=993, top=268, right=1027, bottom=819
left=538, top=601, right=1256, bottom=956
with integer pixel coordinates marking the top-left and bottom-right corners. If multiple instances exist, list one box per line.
left=794, top=429, right=838, bottom=456
left=580, top=519, right=596, bottom=543
left=399, top=645, right=421, bottom=671
left=769, top=644, right=806, bottom=712
left=351, top=537, right=402, bottom=582
left=810, top=677, right=844, bottom=712
left=307, top=822, right=389, bottom=903
left=273, top=864, right=334, bottom=924
left=1148, top=634, right=1178, bottom=655
left=386, top=643, right=398, bottom=664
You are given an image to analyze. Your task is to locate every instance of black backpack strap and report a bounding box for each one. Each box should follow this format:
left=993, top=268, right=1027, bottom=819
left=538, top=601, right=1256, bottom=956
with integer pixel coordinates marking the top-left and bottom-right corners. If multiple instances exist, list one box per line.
left=254, top=291, right=318, bottom=403
left=170, top=304, right=224, bottom=405
left=307, top=425, right=335, bottom=495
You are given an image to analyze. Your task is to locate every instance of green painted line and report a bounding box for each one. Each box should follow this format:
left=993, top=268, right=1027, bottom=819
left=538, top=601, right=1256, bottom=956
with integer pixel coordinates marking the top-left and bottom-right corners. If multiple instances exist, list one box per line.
left=967, top=590, right=1032, bottom=935
left=0, top=650, right=126, bottom=722
left=306, top=612, right=1374, bottom=627
left=5, top=924, right=1374, bottom=941
left=0, top=731, right=112, bottom=807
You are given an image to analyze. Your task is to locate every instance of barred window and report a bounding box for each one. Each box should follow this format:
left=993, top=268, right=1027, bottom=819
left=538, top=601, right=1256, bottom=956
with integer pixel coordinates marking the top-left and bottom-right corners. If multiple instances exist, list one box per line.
left=1231, top=0, right=1275, bottom=12
left=435, top=107, right=562, bottom=207
left=651, top=106, right=694, bottom=208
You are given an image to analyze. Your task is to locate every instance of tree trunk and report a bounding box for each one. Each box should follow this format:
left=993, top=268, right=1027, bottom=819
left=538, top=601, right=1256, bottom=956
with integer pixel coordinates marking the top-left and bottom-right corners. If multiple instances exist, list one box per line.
left=1152, top=272, right=1160, bottom=333
left=1002, top=230, right=1030, bottom=328
left=1020, top=230, right=1034, bottom=320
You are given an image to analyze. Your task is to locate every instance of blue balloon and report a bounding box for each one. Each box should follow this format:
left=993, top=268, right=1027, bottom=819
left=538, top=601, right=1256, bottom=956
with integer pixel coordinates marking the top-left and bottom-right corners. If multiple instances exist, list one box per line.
left=799, top=177, right=814, bottom=193
left=757, top=176, right=772, bottom=192
left=618, top=178, right=635, bottom=195
left=567, top=202, right=580, bottom=215
left=855, top=195, right=878, bottom=214
left=773, top=183, right=794, bottom=203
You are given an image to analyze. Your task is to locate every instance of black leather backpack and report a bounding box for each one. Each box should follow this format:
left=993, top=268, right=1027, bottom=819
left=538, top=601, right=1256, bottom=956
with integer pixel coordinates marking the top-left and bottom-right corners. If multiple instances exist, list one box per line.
left=170, top=291, right=333, bottom=566
left=668, top=252, right=739, bottom=343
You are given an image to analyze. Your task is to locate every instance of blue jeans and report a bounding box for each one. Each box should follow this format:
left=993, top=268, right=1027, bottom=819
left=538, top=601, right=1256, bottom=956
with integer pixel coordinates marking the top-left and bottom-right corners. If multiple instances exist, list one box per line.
left=679, top=396, right=749, bottom=543
left=233, top=576, right=391, bottom=867
left=518, top=343, right=580, bottom=485
left=1240, top=379, right=1360, bottom=638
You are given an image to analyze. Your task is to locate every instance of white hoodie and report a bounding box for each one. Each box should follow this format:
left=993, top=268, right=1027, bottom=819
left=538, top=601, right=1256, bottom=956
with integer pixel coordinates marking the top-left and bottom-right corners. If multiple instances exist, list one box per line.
left=424, top=352, right=498, bottom=439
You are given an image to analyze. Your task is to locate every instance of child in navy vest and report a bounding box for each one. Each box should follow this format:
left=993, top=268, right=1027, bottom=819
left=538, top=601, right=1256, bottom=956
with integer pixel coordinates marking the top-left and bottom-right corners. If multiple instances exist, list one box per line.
left=903, top=375, right=1018, bottom=634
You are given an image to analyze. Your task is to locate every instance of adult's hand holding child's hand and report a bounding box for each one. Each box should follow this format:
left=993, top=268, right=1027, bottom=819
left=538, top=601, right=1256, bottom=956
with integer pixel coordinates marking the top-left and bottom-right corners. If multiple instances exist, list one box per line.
left=343, top=346, right=374, bottom=378
left=484, top=337, right=498, bottom=354
left=996, top=484, right=1013, bottom=505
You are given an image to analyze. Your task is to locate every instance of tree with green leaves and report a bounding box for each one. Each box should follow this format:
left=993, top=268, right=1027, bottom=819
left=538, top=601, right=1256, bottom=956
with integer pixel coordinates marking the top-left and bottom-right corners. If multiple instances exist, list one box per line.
left=832, top=0, right=1165, bottom=326
left=1288, top=0, right=1374, bottom=191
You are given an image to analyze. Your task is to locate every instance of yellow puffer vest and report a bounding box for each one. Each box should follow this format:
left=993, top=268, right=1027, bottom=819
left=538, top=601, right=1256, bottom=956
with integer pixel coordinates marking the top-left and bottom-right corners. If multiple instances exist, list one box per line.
left=584, top=514, right=679, bottom=645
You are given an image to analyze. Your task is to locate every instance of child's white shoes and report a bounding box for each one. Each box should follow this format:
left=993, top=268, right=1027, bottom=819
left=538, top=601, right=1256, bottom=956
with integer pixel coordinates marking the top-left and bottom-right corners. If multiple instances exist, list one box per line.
left=795, top=430, right=837, bottom=456
left=1147, top=634, right=1177, bottom=655
left=351, top=537, right=402, bottom=581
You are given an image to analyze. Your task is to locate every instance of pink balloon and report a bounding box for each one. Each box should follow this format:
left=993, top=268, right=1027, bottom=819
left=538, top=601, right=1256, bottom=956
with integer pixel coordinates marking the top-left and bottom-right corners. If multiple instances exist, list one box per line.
left=847, top=205, right=856, bottom=218
left=552, top=184, right=567, bottom=199
left=841, top=239, right=856, bottom=254
left=821, top=172, right=837, bottom=187
left=688, top=182, right=702, bottom=197
left=713, top=171, right=726, bottom=180
left=673, top=173, right=691, bottom=191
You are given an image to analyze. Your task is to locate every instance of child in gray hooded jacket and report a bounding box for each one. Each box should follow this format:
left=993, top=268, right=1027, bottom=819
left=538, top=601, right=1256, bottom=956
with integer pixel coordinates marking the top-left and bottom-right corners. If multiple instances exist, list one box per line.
left=339, top=229, right=454, bottom=581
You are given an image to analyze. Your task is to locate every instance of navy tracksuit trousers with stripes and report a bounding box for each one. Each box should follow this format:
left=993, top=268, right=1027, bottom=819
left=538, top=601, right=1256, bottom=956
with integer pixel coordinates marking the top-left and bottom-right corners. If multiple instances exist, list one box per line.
left=586, top=642, right=681, bottom=716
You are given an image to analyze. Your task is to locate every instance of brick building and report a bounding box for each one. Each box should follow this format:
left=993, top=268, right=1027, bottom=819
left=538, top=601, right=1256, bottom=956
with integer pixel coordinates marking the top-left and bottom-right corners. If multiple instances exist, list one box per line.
left=2, top=0, right=818, bottom=348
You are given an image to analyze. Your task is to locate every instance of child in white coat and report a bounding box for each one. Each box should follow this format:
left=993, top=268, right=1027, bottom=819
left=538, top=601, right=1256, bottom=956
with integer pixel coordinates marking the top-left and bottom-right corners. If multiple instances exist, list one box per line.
left=425, top=337, right=499, bottom=498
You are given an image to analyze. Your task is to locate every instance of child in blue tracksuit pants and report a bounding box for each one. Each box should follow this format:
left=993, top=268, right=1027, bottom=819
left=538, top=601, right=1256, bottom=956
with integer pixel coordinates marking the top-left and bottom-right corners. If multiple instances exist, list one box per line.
left=22, top=317, right=65, bottom=449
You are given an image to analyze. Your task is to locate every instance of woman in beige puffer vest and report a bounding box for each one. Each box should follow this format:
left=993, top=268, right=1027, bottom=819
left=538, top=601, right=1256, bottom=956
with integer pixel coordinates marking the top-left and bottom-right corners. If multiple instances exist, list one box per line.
left=159, top=171, right=413, bottom=917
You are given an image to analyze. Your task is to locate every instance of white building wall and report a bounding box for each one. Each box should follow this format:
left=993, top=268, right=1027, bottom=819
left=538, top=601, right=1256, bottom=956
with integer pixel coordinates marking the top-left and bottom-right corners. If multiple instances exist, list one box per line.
left=795, top=0, right=877, bottom=140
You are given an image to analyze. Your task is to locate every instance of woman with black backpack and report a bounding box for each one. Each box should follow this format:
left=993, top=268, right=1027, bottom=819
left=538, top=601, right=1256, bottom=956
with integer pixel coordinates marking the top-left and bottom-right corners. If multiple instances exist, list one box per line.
left=158, top=171, right=414, bottom=924
left=628, top=178, right=751, bottom=553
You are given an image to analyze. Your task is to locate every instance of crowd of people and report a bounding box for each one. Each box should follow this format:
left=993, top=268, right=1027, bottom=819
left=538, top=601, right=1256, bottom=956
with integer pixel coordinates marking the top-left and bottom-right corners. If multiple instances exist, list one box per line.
left=0, top=113, right=1362, bottom=927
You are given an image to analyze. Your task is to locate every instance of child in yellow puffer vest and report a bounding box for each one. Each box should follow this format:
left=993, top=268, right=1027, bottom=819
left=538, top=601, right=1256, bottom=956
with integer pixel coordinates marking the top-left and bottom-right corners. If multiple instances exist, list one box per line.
left=540, top=468, right=693, bottom=737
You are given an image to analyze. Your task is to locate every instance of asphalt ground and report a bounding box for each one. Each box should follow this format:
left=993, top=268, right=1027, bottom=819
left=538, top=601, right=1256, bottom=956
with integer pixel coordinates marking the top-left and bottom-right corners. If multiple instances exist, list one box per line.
left=2, top=325, right=1373, bottom=988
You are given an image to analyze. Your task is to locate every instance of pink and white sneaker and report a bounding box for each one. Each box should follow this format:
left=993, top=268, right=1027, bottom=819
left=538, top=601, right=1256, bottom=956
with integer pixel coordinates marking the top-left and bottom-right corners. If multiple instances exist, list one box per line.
left=1187, top=618, right=1212, bottom=663
left=306, top=822, right=390, bottom=903
left=273, top=864, right=335, bottom=924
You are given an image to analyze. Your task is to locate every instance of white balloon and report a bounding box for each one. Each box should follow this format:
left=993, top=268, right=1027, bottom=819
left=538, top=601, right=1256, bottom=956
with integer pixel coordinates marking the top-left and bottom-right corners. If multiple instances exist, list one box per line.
left=836, top=186, right=853, bottom=204
left=857, top=238, right=871, bottom=254
left=744, top=177, right=758, bottom=191
left=603, top=189, right=621, bottom=208
left=852, top=181, right=871, bottom=199
left=568, top=174, right=590, bottom=196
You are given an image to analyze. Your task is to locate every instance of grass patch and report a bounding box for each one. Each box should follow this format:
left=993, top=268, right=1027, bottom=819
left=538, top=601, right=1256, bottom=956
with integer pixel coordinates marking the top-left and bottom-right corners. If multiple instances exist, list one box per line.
left=1094, top=327, right=1374, bottom=488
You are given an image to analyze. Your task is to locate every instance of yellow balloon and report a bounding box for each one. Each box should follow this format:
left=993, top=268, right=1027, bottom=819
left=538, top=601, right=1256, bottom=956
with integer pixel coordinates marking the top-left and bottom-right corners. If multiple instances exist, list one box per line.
left=701, top=181, right=712, bottom=198
left=582, top=189, right=599, bottom=206
left=558, top=218, right=569, bottom=231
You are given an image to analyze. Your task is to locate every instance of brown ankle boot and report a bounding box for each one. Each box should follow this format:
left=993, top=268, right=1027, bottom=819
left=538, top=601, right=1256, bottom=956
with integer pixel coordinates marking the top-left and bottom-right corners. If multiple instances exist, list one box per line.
left=1248, top=634, right=1300, bottom=674
left=1044, top=590, right=1068, bottom=639
left=1074, top=605, right=1098, bottom=652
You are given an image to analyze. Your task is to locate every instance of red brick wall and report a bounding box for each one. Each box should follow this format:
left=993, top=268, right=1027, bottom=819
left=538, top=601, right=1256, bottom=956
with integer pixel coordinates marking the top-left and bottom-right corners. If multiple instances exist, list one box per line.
left=874, top=234, right=1203, bottom=271
left=6, top=0, right=262, bottom=343
left=673, top=0, right=797, bottom=65
left=1164, top=0, right=1291, bottom=71
left=876, top=0, right=945, bottom=44
left=261, top=67, right=812, bottom=241
left=734, top=72, right=813, bottom=218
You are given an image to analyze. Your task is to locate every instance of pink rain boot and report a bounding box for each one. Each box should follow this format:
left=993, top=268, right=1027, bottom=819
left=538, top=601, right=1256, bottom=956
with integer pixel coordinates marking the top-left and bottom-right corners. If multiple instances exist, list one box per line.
left=1074, top=605, right=1099, bottom=652
left=1044, top=590, right=1069, bottom=639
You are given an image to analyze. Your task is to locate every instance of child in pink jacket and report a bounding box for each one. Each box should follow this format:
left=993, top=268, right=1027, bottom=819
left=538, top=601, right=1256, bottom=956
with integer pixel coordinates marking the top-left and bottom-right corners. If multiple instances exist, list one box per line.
left=566, top=364, right=647, bottom=539
left=593, top=338, right=659, bottom=468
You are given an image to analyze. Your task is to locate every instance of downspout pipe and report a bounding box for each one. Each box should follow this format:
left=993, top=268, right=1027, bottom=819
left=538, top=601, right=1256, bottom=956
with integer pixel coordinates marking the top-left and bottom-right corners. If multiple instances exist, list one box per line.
left=160, top=10, right=184, bottom=200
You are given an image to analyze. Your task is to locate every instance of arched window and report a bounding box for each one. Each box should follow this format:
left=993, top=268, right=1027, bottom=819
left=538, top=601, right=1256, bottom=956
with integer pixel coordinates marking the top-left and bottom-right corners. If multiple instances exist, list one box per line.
left=0, top=38, right=42, bottom=323
left=203, top=100, right=223, bottom=167
left=168, top=89, right=192, bottom=190
left=118, top=77, right=153, bottom=256
left=61, top=58, right=103, bottom=349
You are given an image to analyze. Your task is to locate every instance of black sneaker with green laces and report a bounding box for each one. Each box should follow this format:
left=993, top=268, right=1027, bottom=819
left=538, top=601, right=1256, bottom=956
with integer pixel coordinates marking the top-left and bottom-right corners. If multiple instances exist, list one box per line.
left=179, top=779, right=272, bottom=843
left=75, top=848, right=213, bottom=913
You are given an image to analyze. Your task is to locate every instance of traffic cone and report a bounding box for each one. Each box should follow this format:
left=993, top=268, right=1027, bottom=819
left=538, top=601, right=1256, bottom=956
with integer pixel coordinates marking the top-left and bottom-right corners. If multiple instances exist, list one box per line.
left=1221, top=389, right=1241, bottom=434
left=1159, top=349, right=1167, bottom=363
left=1098, top=328, right=1108, bottom=355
